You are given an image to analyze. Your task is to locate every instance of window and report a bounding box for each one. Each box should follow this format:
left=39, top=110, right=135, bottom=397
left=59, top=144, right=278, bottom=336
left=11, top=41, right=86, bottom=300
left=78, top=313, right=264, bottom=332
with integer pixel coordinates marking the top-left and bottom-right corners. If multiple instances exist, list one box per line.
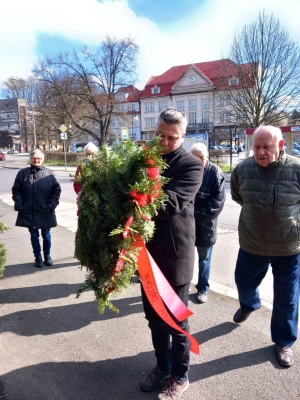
left=219, top=113, right=231, bottom=123
left=229, top=77, right=239, bottom=86
left=220, top=95, right=230, bottom=106
left=189, top=99, right=196, bottom=111
left=116, top=92, right=127, bottom=101
left=201, top=98, right=209, bottom=110
left=202, top=111, right=209, bottom=123
left=151, top=86, right=161, bottom=94
left=176, top=100, right=184, bottom=112
left=189, top=112, right=196, bottom=124
left=145, top=102, right=154, bottom=112
left=145, top=118, right=156, bottom=128
left=235, top=95, right=245, bottom=104
left=158, top=100, right=168, bottom=111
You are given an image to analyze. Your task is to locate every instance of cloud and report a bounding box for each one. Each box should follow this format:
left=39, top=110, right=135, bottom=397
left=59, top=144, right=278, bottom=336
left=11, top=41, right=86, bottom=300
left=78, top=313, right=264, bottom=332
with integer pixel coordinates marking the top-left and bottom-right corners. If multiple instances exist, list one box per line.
left=1, top=0, right=299, bottom=88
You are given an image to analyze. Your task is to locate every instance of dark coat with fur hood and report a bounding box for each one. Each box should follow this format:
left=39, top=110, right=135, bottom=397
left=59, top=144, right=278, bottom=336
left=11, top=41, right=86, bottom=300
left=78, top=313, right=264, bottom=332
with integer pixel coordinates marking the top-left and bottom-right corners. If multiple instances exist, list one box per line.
left=12, top=165, right=61, bottom=229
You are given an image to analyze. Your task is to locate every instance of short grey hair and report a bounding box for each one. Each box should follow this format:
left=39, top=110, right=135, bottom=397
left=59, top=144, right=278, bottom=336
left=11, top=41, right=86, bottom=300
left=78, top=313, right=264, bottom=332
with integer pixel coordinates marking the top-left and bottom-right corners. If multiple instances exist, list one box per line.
left=190, top=143, right=208, bottom=157
left=253, top=126, right=283, bottom=141
left=157, top=108, right=187, bottom=135
left=84, top=142, right=98, bottom=156
left=30, top=149, right=44, bottom=159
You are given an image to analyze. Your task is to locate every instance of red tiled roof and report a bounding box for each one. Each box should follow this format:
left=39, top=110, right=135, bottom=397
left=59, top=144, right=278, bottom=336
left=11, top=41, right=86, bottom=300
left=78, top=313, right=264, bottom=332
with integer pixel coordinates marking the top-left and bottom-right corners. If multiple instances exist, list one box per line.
left=116, top=85, right=142, bottom=102
left=140, top=59, right=253, bottom=98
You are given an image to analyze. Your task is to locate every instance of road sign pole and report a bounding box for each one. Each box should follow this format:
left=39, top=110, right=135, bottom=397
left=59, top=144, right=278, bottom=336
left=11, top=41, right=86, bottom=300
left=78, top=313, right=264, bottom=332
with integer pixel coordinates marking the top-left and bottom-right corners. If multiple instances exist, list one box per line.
left=59, top=125, right=68, bottom=170
left=64, top=140, right=67, bottom=171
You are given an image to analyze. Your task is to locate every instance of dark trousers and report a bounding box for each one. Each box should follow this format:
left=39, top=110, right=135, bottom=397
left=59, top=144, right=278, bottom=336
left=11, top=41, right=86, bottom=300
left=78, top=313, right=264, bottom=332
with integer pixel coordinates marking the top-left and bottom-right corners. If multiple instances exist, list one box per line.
left=141, top=283, right=190, bottom=379
left=235, top=248, right=300, bottom=347
left=28, top=228, right=51, bottom=258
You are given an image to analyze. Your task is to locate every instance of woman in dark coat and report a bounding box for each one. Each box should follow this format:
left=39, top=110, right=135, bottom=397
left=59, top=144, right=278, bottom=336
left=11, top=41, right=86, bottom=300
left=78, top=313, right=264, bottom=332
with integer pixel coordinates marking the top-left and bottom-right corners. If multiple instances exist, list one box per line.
left=12, top=149, right=61, bottom=268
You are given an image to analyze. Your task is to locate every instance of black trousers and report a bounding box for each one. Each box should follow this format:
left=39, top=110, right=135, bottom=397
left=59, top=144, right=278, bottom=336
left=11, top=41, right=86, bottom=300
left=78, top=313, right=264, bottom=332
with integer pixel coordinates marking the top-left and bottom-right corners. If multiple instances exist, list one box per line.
left=141, top=282, right=190, bottom=379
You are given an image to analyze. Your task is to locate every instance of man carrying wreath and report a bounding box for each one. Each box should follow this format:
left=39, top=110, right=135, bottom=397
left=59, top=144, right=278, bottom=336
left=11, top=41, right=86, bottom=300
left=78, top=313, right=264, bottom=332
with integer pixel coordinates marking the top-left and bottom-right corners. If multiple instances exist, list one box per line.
left=140, top=108, right=203, bottom=400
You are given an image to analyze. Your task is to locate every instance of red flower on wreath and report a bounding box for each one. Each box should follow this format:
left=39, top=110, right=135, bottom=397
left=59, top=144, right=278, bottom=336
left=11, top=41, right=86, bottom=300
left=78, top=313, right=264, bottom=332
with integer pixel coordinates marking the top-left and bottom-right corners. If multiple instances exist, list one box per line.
left=147, top=167, right=159, bottom=179
left=147, top=182, right=162, bottom=203
left=145, top=157, right=155, bottom=166
left=130, top=190, right=148, bottom=207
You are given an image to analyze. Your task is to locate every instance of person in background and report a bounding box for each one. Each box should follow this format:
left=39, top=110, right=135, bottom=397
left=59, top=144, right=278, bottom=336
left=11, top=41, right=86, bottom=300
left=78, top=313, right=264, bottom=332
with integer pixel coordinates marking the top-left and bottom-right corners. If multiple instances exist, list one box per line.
left=140, top=108, right=203, bottom=400
left=12, top=149, right=61, bottom=268
left=73, top=142, right=99, bottom=213
left=231, top=125, right=300, bottom=368
left=190, top=143, right=225, bottom=304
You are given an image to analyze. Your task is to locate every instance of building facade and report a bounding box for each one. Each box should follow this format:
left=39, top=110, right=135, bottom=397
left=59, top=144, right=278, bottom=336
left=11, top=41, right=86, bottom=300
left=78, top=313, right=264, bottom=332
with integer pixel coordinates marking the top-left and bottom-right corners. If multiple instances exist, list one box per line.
left=139, top=59, right=248, bottom=146
left=0, top=98, right=29, bottom=152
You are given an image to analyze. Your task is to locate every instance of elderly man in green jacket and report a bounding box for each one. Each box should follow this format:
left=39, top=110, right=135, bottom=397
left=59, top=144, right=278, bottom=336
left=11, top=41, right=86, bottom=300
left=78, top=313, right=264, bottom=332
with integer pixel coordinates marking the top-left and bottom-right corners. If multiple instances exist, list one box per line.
left=231, top=125, right=300, bottom=368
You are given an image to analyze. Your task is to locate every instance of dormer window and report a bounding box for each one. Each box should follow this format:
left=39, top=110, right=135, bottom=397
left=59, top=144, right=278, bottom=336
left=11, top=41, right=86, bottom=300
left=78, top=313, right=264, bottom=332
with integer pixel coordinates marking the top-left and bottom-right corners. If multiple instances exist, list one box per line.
left=151, top=85, right=161, bottom=94
left=116, top=92, right=128, bottom=101
left=229, top=77, right=239, bottom=86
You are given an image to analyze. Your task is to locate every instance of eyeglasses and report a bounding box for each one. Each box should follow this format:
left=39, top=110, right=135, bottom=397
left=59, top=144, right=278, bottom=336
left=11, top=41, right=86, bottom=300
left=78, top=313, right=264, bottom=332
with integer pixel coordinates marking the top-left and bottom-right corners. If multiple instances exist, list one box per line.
left=31, top=157, right=42, bottom=160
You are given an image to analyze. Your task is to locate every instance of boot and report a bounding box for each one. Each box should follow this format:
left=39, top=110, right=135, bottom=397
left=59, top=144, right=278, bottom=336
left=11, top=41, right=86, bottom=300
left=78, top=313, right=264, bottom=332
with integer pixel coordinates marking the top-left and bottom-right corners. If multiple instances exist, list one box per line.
left=44, top=255, right=53, bottom=266
left=35, top=255, right=43, bottom=268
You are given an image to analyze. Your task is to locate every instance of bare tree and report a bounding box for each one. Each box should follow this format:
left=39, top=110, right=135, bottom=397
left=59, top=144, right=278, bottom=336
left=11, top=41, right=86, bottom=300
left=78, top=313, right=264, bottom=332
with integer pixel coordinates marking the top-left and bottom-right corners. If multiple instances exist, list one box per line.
left=0, top=77, right=31, bottom=100
left=33, top=36, right=139, bottom=146
left=218, top=11, right=300, bottom=127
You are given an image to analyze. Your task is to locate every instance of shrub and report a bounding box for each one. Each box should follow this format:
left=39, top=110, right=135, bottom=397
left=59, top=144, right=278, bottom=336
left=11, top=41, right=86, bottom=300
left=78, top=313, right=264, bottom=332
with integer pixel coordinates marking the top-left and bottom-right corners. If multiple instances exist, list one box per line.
left=44, top=151, right=85, bottom=166
left=0, top=218, right=8, bottom=278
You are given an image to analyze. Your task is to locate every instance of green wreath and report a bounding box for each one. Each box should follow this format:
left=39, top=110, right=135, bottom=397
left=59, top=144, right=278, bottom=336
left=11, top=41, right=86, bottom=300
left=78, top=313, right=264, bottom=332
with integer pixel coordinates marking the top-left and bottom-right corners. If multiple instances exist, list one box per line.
left=75, top=138, right=170, bottom=314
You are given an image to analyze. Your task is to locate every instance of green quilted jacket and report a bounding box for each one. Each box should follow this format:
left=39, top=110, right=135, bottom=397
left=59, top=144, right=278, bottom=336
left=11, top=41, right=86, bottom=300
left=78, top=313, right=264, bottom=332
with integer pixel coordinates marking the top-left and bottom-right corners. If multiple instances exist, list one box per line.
left=230, top=152, right=300, bottom=256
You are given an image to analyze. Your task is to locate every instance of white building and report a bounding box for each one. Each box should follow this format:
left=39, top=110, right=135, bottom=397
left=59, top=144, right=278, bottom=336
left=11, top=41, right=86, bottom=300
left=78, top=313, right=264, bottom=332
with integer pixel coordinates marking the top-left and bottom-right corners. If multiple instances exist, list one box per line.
left=110, top=85, right=142, bottom=142
left=139, top=59, right=250, bottom=145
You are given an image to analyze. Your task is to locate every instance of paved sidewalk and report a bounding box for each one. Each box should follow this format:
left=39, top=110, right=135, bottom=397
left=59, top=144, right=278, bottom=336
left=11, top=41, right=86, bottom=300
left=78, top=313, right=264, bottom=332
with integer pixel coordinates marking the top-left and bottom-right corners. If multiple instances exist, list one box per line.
left=0, top=162, right=300, bottom=399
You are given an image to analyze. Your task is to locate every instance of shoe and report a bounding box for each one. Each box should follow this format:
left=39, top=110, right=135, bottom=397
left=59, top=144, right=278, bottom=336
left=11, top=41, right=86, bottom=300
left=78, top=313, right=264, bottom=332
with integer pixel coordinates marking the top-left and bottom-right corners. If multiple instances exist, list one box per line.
left=276, top=345, right=294, bottom=367
left=233, top=308, right=253, bottom=323
left=233, top=306, right=261, bottom=323
left=44, top=255, right=53, bottom=266
left=196, top=291, right=207, bottom=303
left=140, top=366, right=171, bottom=392
left=35, top=256, right=43, bottom=268
left=158, top=376, right=189, bottom=400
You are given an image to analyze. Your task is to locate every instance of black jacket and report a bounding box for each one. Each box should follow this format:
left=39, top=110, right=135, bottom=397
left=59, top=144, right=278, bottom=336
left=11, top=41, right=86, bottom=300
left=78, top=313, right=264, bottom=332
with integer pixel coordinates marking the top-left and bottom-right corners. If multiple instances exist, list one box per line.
left=194, top=161, right=225, bottom=247
left=12, top=165, right=61, bottom=229
left=146, top=145, right=203, bottom=286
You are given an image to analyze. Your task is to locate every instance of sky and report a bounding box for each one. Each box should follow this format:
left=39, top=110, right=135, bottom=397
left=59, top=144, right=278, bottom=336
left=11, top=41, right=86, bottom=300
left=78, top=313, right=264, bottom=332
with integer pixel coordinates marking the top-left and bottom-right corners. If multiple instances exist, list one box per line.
left=1, top=0, right=300, bottom=89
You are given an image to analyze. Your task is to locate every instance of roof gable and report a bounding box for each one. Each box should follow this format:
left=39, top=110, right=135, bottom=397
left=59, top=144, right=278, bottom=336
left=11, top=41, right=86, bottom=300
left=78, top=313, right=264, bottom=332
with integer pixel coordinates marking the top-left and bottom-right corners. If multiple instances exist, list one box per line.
left=171, top=64, right=214, bottom=93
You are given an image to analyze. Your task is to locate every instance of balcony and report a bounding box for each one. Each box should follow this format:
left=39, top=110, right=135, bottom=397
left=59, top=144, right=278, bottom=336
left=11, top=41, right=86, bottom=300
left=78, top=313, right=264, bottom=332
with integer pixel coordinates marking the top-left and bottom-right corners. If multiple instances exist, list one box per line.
left=187, top=122, right=213, bottom=131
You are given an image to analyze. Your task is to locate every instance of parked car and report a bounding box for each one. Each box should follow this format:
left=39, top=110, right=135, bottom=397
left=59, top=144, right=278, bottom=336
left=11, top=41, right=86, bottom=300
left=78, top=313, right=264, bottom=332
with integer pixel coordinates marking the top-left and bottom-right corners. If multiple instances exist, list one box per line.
left=0, top=149, right=7, bottom=155
left=0, top=151, right=5, bottom=161
left=209, top=145, right=225, bottom=153
left=7, top=149, right=19, bottom=154
left=223, top=144, right=237, bottom=153
left=293, top=142, right=300, bottom=149
left=284, top=146, right=300, bottom=155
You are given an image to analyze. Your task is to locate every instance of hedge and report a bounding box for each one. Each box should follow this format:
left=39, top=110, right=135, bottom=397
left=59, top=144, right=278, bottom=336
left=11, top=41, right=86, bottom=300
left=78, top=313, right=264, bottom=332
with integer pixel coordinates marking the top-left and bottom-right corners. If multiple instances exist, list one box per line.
left=44, top=151, right=85, bottom=165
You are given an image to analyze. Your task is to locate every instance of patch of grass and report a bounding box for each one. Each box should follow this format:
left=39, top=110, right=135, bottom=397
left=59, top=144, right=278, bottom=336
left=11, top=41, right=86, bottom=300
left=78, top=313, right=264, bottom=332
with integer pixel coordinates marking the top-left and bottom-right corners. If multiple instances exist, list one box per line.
left=44, top=161, right=79, bottom=167
left=219, top=164, right=236, bottom=173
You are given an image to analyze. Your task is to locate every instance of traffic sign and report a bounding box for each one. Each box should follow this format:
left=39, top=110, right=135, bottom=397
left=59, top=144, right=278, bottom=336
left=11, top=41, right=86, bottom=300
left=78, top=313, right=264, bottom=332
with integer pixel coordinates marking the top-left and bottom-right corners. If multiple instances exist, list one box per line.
left=60, top=124, right=68, bottom=133
left=60, top=132, right=68, bottom=140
